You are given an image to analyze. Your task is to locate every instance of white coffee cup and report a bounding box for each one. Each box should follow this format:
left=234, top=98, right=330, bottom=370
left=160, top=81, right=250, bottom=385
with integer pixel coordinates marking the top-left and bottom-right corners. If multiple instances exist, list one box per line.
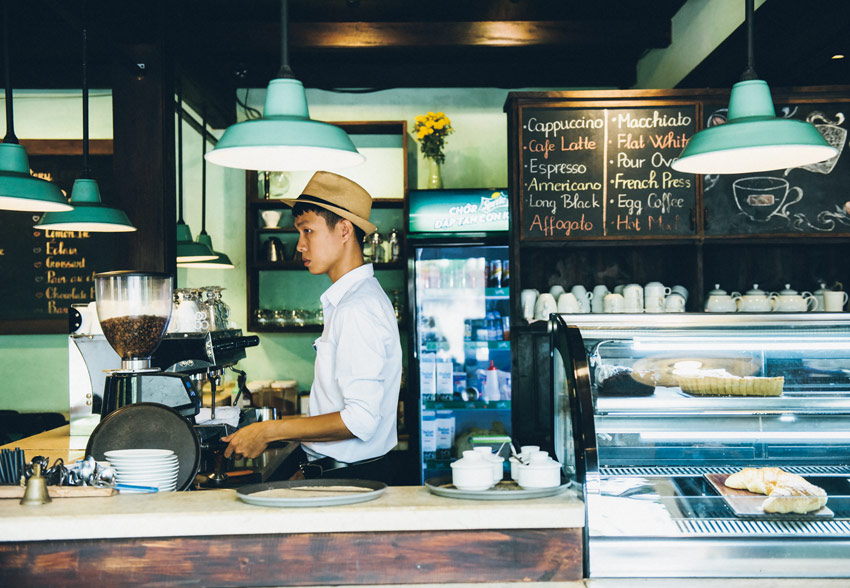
left=557, top=292, right=581, bottom=313
left=591, top=285, right=609, bottom=313
left=663, top=292, right=686, bottom=312
left=549, top=285, right=566, bottom=300
left=570, top=285, right=592, bottom=313
left=603, top=293, right=625, bottom=313
left=671, top=285, right=689, bottom=302
left=613, top=284, right=625, bottom=295
left=534, top=293, right=558, bottom=320
left=824, top=291, right=849, bottom=312
left=623, top=284, right=643, bottom=313
left=521, top=289, right=539, bottom=321
left=261, top=209, right=282, bottom=228
left=645, top=281, right=671, bottom=299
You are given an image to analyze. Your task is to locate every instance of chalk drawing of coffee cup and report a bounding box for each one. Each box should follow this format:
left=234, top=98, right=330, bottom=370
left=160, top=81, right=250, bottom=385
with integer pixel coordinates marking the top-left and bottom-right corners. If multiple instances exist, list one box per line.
left=787, top=112, right=846, bottom=176
left=733, top=176, right=803, bottom=222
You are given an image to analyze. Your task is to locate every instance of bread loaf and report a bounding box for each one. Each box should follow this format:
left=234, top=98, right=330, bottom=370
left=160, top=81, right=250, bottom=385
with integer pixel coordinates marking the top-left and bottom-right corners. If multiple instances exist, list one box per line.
left=724, top=467, right=827, bottom=514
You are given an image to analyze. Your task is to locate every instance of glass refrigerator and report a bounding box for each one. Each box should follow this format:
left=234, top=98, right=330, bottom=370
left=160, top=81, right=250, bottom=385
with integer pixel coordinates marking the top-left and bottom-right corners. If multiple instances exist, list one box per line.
left=406, top=188, right=512, bottom=483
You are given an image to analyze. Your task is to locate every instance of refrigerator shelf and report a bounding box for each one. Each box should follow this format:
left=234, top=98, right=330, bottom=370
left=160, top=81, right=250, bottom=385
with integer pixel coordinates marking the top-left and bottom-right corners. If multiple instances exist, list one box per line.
left=422, top=400, right=512, bottom=411
left=419, top=287, right=509, bottom=300
left=421, top=340, right=510, bottom=352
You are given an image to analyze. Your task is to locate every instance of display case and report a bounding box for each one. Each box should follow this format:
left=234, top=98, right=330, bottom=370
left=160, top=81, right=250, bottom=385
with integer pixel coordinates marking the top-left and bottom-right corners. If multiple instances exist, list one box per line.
left=550, top=313, right=850, bottom=578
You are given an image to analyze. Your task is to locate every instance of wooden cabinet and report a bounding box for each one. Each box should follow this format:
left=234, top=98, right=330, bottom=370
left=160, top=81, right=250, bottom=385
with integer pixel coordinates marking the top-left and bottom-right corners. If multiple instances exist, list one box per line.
left=245, top=121, right=409, bottom=332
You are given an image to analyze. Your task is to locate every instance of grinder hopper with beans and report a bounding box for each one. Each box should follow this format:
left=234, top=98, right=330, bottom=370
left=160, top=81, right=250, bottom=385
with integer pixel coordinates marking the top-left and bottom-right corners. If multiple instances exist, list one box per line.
left=93, top=271, right=202, bottom=418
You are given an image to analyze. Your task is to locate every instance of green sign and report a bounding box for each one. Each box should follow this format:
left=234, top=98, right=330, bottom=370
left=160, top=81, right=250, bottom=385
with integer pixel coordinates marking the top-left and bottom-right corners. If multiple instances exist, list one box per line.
left=408, top=189, right=509, bottom=233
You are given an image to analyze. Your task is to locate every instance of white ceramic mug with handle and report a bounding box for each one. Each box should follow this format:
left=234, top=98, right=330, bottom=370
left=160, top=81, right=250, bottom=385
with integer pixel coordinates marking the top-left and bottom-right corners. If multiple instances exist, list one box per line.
left=603, top=293, right=625, bottom=313
left=520, top=289, right=539, bottom=321
left=824, top=291, right=849, bottom=312
left=591, top=285, right=609, bottom=313
left=557, top=292, right=581, bottom=313
left=570, top=285, right=592, bottom=313
left=534, top=293, right=558, bottom=319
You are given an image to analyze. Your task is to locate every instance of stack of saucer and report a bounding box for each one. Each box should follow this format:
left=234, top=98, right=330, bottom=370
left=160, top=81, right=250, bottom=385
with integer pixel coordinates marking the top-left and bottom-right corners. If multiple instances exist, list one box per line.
left=105, top=449, right=180, bottom=492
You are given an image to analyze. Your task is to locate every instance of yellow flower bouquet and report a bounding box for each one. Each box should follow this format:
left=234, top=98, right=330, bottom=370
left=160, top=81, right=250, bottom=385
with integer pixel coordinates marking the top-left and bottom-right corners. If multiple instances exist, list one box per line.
left=414, top=111, right=454, bottom=164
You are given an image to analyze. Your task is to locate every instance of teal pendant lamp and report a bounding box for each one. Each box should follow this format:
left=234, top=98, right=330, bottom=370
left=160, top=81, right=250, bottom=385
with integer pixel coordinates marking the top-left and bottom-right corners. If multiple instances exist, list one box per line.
left=204, top=0, right=364, bottom=172
left=177, top=112, right=234, bottom=269
left=37, top=4, right=135, bottom=232
left=176, top=93, right=217, bottom=262
left=0, top=2, right=70, bottom=212
left=672, top=0, right=837, bottom=175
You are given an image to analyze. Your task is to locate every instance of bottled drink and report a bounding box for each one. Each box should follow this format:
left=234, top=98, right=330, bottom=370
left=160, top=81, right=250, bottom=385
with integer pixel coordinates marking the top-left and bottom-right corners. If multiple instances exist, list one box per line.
left=484, top=360, right=500, bottom=402
left=502, top=260, right=510, bottom=287
left=488, top=260, right=502, bottom=288
left=388, top=228, right=401, bottom=262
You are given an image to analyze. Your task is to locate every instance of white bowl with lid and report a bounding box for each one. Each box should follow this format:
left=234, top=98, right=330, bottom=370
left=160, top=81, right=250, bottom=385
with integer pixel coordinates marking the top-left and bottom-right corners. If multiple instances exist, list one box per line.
left=450, top=450, right=495, bottom=491
left=516, top=451, right=562, bottom=489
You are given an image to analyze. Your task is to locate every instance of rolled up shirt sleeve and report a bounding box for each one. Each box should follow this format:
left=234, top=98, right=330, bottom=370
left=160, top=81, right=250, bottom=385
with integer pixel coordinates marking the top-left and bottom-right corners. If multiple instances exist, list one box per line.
left=332, top=304, right=389, bottom=442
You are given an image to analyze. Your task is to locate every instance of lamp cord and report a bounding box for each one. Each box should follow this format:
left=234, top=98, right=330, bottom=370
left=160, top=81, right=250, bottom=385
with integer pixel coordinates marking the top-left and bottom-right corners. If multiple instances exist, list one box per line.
left=2, top=1, right=17, bottom=144
left=740, top=0, right=758, bottom=81
left=277, top=0, right=294, bottom=79
left=81, top=0, right=91, bottom=179
left=177, top=86, right=185, bottom=223
left=200, top=108, right=207, bottom=235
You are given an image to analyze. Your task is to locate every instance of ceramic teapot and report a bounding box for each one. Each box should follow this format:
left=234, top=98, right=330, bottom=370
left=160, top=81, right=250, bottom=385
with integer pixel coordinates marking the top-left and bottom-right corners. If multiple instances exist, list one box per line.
left=774, top=284, right=817, bottom=312
left=704, top=284, right=741, bottom=313
left=738, top=284, right=777, bottom=312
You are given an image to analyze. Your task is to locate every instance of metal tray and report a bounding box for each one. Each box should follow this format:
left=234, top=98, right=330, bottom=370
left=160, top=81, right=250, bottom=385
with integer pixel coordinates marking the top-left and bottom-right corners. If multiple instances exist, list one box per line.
left=236, top=479, right=386, bottom=507
left=705, top=473, right=833, bottom=519
left=425, top=476, right=570, bottom=500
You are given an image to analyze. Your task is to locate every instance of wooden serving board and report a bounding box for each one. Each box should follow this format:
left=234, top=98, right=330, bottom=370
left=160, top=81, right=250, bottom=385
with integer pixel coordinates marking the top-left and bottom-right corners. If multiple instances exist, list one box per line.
left=705, top=473, right=833, bottom=519
left=0, top=485, right=116, bottom=499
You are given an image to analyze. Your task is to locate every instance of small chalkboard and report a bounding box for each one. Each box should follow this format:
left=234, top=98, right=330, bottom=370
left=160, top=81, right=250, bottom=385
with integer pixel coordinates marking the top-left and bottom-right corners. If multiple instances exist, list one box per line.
left=0, top=141, right=121, bottom=333
left=704, top=102, right=850, bottom=235
left=519, top=105, right=697, bottom=240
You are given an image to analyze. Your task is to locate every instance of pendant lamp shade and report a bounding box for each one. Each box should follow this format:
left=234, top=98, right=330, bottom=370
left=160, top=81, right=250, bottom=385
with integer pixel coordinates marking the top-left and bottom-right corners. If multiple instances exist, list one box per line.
left=177, top=233, right=234, bottom=269
left=672, top=0, right=837, bottom=175
left=36, top=179, right=135, bottom=231
left=206, top=79, right=364, bottom=171
left=176, top=221, right=216, bottom=262
left=0, top=143, right=71, bottom=211
left=672, top=80, right=838, bottom=174
left=0, top=2, right=69, bottom=211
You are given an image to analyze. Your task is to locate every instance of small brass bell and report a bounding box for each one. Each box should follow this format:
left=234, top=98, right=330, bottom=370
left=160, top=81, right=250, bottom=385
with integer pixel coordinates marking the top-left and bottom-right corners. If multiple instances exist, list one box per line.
left=20, top=463, right=52, bottom=506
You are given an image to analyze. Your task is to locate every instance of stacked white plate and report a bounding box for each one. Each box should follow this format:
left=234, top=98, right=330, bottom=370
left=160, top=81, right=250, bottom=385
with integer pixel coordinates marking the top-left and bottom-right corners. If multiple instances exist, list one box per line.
left=105, top=449, right=180, bottom=492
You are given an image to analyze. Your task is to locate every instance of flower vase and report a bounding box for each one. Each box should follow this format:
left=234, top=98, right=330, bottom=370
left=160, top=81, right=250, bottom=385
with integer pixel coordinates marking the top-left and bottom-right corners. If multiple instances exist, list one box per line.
left=426, top=158, right=443, bottom=189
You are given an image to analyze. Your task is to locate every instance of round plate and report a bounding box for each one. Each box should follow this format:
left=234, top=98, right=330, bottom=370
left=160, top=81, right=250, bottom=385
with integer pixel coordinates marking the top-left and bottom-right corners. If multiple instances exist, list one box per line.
left=105, top=449, right=174, bottom=460
left=237, top=479, right=387, bottom=508
left=425, top=476, right=571, bottom=501
left=86, top=403, right=200, bottom=491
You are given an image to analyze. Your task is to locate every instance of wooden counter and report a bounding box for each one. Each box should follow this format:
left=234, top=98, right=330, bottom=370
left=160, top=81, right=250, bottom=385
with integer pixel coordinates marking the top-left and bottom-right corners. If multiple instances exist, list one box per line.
left=0, top=427, right=585, bottom=587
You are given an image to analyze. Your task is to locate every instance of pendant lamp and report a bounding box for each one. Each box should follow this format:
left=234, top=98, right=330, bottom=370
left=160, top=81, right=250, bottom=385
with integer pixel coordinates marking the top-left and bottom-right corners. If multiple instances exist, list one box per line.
left=177, top=112, right=234, bottom=269
left=204, top=0, right=364, bottom=171
left=0, top=2, right=70, bottom=212
left=672, top=0, right=837, bottom=175
left=36, top=2, right=135, bottom=232
left=176, top=91, right=217, bottom=262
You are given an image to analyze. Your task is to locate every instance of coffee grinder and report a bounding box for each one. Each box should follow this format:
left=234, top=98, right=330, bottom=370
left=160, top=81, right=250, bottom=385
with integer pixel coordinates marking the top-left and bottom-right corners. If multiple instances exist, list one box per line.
left=95, top=271, right=201, bottom=418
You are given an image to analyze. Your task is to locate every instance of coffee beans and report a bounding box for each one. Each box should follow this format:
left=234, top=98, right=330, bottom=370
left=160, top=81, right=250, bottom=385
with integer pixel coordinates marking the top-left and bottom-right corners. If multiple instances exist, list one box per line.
left=101, top=315, right=168, bottom=359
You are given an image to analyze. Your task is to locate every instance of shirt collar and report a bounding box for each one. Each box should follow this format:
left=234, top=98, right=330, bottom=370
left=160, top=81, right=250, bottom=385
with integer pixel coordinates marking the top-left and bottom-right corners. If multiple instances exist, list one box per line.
left=321, top=263, right=374, bottom=308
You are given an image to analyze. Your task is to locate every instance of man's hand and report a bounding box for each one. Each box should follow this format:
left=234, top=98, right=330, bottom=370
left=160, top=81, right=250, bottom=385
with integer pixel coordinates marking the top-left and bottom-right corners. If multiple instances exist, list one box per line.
left=222, top=422, right=271, bottom=459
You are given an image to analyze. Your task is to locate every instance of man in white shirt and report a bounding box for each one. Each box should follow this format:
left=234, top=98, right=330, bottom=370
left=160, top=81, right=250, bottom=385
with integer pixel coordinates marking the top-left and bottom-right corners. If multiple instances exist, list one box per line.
left=222, top=171, right=402, bottom=481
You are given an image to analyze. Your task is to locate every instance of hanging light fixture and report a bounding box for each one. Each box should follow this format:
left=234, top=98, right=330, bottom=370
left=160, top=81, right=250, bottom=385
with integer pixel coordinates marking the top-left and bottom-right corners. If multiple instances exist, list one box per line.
left=204, top=0, right=365, bottom=171
left=176, top=90, right=217, bottom=262
left=672, top=0, right=838, bottom=175
left=0, top=1, right=70, bottom=212
left=36, top=1, right=135, bottom=232
left=177, top=111, right=234, bottom=269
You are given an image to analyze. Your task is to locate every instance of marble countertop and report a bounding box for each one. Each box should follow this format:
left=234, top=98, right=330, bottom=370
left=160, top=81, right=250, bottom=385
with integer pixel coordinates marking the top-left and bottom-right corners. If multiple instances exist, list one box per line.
left=0, top=484, right=584, bottom=543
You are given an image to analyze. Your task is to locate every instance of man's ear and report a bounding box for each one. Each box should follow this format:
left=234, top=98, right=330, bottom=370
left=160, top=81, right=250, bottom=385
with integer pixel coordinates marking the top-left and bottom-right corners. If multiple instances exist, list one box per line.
left=339, top=219, right=355, bottom=242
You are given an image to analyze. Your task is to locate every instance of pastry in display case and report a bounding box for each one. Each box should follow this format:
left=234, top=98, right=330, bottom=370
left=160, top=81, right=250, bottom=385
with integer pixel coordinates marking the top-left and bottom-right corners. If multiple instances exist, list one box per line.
left=548, top=313, right=850, bottom=579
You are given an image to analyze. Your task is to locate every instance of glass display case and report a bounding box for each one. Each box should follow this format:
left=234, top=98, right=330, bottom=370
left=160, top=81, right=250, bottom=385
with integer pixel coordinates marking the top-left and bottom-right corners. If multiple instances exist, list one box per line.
left=550, top=313, right=850, bottom=578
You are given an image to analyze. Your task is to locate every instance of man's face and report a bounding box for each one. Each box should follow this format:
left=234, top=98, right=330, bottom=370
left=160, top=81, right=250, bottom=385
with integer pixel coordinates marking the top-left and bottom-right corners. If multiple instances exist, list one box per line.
left=294, top=210, right=345, bottom=276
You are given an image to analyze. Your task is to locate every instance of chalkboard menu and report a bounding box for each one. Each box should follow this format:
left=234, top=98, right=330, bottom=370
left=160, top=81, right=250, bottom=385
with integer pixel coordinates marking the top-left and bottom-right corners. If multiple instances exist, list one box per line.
left=519, top=105, right=697, bottom=239
left=0, top=147, right=121, bottom=332
left=704, top=102, right=850, bottom=235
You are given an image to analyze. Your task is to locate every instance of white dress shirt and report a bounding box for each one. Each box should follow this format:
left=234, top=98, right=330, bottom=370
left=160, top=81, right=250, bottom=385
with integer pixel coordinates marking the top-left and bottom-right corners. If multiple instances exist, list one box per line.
left=302, top=263, right=403, bottom=463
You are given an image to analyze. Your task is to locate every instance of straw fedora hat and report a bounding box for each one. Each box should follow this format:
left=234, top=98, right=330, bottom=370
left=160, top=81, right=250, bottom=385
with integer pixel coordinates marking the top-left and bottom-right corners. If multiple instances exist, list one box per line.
left=282, top=171, right=377, bottom=236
